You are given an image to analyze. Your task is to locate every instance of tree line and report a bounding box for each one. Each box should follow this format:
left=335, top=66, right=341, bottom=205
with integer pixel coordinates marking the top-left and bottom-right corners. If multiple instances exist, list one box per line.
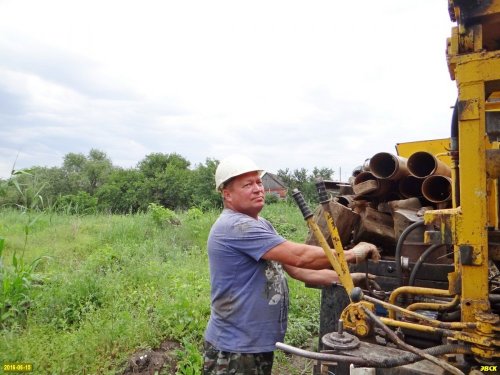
left=0, top=149, right=335, bottom=214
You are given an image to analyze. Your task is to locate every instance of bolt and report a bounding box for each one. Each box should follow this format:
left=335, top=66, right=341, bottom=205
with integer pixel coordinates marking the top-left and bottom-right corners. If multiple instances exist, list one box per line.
left=337, top=319, right=344, bottom=335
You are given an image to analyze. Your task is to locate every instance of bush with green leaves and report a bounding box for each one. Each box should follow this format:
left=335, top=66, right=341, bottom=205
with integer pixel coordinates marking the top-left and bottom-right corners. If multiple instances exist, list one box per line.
left=56, top=191, right=98, bottom=215
left=265, top=193, right=280, bottom=204
left=186, top=207, right=203, bottom=221
left=148, top=202, right=180, bottom=227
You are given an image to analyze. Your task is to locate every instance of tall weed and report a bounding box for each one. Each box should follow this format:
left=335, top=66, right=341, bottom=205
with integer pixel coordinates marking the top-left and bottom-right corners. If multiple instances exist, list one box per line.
left=0, top=238, right=46, bottom=329
left=0, top=205, right=320, bottom=374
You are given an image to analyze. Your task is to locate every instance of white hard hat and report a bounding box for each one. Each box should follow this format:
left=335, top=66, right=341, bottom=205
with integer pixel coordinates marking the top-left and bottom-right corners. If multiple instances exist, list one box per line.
left=215, top=154, right=264, bottom=191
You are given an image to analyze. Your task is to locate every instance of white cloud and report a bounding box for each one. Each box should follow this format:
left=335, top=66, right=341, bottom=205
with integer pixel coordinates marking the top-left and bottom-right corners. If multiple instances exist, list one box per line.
left=0, top=0, right=458, bottom=179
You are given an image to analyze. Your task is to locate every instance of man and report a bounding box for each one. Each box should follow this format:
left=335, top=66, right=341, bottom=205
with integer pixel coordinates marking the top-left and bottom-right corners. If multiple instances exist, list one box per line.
left=203, top=155, right=380, bottom=375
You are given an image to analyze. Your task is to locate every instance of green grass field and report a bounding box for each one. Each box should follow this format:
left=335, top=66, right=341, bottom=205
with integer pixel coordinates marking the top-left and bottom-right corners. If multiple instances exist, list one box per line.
left=0, top=202, right=321, bottom=374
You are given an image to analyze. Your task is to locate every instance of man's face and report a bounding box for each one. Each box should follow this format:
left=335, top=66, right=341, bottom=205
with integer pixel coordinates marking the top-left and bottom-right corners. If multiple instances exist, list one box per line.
left=223, top=171, right=265, bottom=218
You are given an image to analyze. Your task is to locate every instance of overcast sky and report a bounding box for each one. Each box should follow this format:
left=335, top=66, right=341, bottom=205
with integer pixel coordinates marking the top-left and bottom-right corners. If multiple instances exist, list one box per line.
left=0, top=0, right=457, bottom=181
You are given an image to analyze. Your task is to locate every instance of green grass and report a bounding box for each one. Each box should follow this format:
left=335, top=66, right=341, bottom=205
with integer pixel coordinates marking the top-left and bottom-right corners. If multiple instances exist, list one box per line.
left=0, top=201, right=321, bottom=374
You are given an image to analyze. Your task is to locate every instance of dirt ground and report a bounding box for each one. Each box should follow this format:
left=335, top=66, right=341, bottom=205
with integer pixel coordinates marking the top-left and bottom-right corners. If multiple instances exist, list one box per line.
left=122, top=339, right=315, bottom=375
left=122, top=340, right=181, bottom=375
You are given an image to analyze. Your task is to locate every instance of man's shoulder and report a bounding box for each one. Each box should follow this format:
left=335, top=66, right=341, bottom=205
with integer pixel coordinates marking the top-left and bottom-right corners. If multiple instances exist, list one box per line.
left=219, top=209, right=258, bottom=225
left=213, top=209, right=273, bottom=233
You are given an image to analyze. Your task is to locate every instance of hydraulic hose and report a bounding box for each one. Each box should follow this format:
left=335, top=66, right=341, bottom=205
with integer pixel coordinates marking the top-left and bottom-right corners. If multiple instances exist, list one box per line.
left=451, top=98, right=460, bottom=206
left=395, top=220, right=425, bottom=287
left=408, top=244, right=442, bottom=286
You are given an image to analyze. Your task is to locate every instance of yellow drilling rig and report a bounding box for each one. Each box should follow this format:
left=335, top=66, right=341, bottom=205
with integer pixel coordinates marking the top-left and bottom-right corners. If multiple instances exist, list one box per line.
left=279, top=1, right=500, bottom=374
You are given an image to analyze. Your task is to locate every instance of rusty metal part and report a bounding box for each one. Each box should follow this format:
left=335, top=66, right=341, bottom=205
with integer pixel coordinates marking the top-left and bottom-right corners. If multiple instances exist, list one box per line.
left=369, top=152, right=410, bottom=180
left=322, top=327, right=360, bottom=351
left=486, top=149, right=500, bottom=178
left=275, top=342, right=373, bottom=366
left=398, top=175, right=424, bottom=198
left=334, top=194, right=355, bottom=207
left=408, top=151, right=452, bottom=178
left=276, top=341, right=472, bottom=368
left=353, top=171, right=393, bottom=197
left=422, top=175, right=452, bottom=203
left=470, top=312, right=500, bottom=359
left=361, top=306, right=465, bottom=375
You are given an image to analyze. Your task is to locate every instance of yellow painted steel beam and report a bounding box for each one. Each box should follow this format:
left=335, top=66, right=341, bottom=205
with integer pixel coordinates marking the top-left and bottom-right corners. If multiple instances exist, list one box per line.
left=455, top=77, right=491, bottom=323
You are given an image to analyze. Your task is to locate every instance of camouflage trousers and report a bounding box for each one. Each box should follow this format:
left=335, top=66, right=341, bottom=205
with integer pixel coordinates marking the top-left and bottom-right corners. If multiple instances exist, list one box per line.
left=202, top=341, right=274, bottom=375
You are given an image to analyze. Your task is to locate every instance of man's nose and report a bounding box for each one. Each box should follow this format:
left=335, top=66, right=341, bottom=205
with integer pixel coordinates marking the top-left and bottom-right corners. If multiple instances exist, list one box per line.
left=252, top=182, right=263, bottom=192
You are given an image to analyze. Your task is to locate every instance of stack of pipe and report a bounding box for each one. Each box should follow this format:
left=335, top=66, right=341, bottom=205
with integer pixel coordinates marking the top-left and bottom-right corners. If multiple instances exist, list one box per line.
left=407, top=151, right=452, bottom=204
left=352, top=151, right=452, bottom=205
left=307, top=150, right=453, bottom=258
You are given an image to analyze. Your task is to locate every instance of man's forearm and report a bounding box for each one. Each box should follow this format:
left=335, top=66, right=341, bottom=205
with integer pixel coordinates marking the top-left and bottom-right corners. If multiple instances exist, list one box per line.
left=284, top=265, right=340, bottom=286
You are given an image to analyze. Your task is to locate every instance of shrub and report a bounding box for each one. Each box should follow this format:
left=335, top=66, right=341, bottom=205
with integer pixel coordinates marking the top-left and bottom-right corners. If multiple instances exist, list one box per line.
left=148, top=203, right=180, bottom=227
left=57, top=192, right=98, bottom=215
left=186, top=207, right=203, bottom=221
left=265, top=193, right=280, bottom=204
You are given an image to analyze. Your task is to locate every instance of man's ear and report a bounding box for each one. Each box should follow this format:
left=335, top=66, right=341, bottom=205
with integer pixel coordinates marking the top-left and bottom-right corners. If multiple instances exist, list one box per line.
left=222, top=188, right=232, bottom=202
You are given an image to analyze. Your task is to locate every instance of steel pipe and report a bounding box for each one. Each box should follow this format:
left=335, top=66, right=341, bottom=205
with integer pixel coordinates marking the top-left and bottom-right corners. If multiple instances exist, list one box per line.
left=334, top=195, right=355, bottom=207
left=422, top=175, right=452, bottom=203
left=275, top=342, right=471, bottom=368
left=353, top=171, right=393, bottom=197
left=369, top=152, right=409, bottom=180
left=407, top=151, right=451, bottom=178
left=398, top=175, right=424, bottom=198
left=275, top=342, right=374, bottom=366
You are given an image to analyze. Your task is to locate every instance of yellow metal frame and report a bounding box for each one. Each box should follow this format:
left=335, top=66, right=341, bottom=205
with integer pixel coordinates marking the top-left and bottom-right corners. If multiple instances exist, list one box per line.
left=421, top=1, right=500, bottom=360
left=304, top=1, right=500, bottom=364
left=396, top=138, right=452, bottom=167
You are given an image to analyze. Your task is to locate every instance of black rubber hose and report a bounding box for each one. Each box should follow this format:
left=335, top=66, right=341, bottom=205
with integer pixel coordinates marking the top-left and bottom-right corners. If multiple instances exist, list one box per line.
left=395, top=220, right=425, bottom=287
left=408, top=244, right=442, bottom=286
left=451, top=98, right=460, bottom=206
left=451, top=98, right=459, bottom=142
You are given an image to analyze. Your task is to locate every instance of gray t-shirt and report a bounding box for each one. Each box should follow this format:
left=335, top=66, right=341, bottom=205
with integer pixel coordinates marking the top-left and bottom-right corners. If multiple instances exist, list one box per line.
left=204, top=208, right=288, bottom=353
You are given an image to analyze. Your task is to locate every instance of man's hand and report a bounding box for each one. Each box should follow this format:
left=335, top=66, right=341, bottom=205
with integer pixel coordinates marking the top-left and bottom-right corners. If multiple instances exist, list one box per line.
left=351, top=273, right=380, bottom=289
left=352, top=242, right=381, bottom=264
